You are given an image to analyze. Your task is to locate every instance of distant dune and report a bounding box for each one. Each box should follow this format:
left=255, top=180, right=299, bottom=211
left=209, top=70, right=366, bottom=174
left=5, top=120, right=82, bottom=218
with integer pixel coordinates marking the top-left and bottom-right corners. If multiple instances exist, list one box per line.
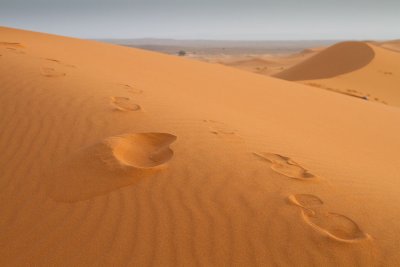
left=275, top=41, right=400, bottom=107
left=378, top=40, right=400, bottom=52
left=274, top=42, right=375, bottom=81
left=1, top=27, right=400, bottom=266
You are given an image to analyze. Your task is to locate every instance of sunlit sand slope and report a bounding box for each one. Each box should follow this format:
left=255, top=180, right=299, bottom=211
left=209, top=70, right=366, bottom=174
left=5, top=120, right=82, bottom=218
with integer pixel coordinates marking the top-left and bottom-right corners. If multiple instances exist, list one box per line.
left=1, top=27, right=400, bottom=266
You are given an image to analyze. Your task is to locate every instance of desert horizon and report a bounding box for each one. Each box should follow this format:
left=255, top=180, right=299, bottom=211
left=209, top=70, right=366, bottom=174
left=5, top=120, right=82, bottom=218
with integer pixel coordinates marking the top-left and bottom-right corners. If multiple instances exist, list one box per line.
left=1, top=0, right=400, bottom=266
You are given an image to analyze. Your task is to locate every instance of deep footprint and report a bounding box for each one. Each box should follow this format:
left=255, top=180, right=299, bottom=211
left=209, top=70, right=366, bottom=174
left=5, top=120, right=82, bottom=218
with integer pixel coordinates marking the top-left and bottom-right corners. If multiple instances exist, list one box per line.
left=111, top=96, right=141, bottom=111
left=47, top=133, right=177, bottom=202
left=301, top=211, right=371, bottom=243
left=254, top=152, right=317, bottom=180
left=107, top=133, right=176, bottom=168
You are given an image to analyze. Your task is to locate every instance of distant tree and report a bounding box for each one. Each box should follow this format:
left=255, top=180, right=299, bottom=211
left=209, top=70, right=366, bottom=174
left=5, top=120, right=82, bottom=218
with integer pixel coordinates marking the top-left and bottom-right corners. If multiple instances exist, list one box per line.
left=178, top=50, right=186, bottom=56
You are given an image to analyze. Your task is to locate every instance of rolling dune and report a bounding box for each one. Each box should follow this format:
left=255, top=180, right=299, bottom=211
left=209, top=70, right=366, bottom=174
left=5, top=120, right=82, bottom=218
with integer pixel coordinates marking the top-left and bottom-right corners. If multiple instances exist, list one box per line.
left=275, top=41, right=400, bottom=107
left=274, top=42, right=375, bottom=81
left=1, top=27, right=400, bottom=266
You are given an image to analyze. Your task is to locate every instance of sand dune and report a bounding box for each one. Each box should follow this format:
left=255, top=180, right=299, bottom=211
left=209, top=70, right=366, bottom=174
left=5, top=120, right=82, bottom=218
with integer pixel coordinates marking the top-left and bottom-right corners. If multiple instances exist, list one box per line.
left=275, top=41, right=400, bottom=107
left=1, top=27, right=400, bottom=266
left=274, top=42, right=375, bottom=81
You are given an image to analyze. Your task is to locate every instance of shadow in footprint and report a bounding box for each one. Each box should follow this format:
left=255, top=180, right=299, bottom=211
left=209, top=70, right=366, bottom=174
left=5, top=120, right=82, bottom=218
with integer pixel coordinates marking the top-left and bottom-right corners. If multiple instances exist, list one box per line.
left=287, top=194, right=370, bottom=243
left=288, top=194, right=323, bottom=210
left=254, top=152, right=317, bottom=180
left=47, top=133, right=177, bottom=202
left=302, top=211, right=371, bottom=243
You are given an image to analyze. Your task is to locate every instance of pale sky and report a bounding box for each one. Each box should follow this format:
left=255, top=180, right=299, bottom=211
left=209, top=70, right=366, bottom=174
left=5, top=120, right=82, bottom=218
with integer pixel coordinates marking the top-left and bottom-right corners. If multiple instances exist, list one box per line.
left=0, top=0, right=399, bottom=40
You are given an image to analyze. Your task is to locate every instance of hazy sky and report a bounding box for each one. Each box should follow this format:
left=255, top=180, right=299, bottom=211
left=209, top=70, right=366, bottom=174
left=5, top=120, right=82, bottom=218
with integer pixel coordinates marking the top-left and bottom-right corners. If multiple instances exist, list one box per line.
left=1, top=0, right=399, bottom=40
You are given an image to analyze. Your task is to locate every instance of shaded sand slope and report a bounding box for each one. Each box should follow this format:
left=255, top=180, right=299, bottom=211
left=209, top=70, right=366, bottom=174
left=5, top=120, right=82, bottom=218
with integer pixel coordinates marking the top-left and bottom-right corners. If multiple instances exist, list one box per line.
left=274, top=42, right=375, bottom=81
left=1, top=27, right=400, bottom=266
left=276, top=41, right=400, bottom=107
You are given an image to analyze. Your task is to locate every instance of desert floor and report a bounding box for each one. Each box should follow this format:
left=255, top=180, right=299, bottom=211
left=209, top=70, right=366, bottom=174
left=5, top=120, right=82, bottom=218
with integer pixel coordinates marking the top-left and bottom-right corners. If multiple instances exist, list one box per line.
left=1, top=27, right=400, bottom=266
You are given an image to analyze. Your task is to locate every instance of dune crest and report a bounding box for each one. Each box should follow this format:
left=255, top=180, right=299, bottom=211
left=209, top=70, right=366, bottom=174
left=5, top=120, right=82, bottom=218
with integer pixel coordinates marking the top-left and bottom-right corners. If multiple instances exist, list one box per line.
left=47, top=133, right=176, bottom=202
left=274, top=42, right=375, bottom=81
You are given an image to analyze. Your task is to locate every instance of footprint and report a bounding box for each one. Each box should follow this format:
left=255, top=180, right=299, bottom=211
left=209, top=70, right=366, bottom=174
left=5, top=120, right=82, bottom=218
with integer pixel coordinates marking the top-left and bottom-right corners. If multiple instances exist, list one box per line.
left=0, top=42, right=26, bottom=54
left=301, top=211, right=371, bottom=243
left=5, top=47, right=25, bottom=54
left=204, top=120, right=237, bottom=136
left=41, top=67, right=66, bottom=78
left=288, top=194, right=323, bottom=210
left=254, top=152, right=317, bottom=180
left=119, top=84, right=143, bottom=94
left=379, top=70, right=393, bottom=75
left=111, top=96, right=141, bottom=111
left=288, top=194, right=370, bottom=243
left=107, top=133, right=176, bottom=168
left=47, top=133, right=177, bottom=202
left=0, top=42, right=24, bottom=48
left=43, top=58, right=76, bottom=68
left=44, top=58, right=61, bottom=63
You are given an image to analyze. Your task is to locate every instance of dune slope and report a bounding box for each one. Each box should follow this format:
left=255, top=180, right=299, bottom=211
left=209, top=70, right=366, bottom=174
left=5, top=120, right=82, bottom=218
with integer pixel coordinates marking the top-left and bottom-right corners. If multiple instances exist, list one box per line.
left=275, top=41, right=400, bottom=107
left=274, top=41, right=375, bottom=81
left=1, top=27, right=400, bottom=266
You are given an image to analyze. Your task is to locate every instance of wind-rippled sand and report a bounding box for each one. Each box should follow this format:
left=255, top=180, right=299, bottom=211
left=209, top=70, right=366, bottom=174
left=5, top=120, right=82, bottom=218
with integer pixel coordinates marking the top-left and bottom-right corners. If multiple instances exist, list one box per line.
left=1, top=27, right=400, bottom=266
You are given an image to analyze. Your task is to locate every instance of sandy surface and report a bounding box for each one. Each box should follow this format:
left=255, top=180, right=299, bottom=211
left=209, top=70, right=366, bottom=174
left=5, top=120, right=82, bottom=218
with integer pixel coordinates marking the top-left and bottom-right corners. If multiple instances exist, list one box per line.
left=1, top=27, right=400, bottom=266
left=378, top=40, right=400, bottom=53
left=275, top=41, right=400, bottom=107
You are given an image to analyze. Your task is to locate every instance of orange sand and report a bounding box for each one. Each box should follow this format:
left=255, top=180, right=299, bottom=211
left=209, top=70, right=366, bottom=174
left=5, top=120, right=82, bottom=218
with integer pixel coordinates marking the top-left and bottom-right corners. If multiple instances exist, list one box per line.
left=1, top=27, right=400, bottom=266
left=275, top=41, right=400, bottom=107
left=195, top=47, right=323, bottom=76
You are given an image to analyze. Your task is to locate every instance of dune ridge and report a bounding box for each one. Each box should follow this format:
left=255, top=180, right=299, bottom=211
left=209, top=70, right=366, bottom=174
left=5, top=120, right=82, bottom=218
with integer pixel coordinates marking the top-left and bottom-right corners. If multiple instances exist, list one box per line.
left=1, top=27, right=400, bottom=266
